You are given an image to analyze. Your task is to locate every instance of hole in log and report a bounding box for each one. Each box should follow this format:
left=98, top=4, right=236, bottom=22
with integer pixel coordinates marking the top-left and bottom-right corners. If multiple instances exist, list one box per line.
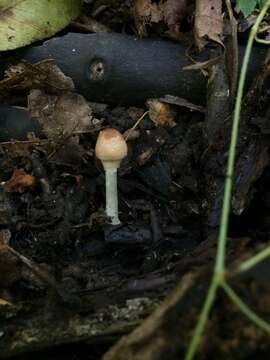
left=89, top=60, right=105, bottom=81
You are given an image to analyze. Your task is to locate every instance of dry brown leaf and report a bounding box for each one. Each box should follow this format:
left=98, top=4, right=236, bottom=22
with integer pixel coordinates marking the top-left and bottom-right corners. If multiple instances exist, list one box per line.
left=134, top=0, right=163, bottom=36
left=28, top=90, right=93, bottom=141
left=147, top=98, right=176, bottom=127
left=163, top=0, right=187, bottom=39
left=0, top=298, right=12, bottom=306
left=134, top=0, right=187, bottom=39
left=0, top=60, right=74, bottom=95
left=194, top=0, right=223, bottom=50
left=4, top=169, right=36, bottom=193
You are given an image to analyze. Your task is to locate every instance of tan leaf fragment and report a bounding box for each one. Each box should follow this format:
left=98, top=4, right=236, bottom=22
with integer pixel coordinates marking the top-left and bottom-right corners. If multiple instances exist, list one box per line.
left=0, top=60, right=74, bottom=95
left=0, top=298, right=12, bottom=306
left=28, top=90, right=93, bottom=141
left=163, top=0, right=187, bottom=39
left=4, top=169, right=36, bottom=193
left=194, top=0, right=223, bottom=50
left=134, top=0, right=163, bottom=36
left=147, top=99, right=176, bottom=128
left=134, top=0, right=187, bottom=39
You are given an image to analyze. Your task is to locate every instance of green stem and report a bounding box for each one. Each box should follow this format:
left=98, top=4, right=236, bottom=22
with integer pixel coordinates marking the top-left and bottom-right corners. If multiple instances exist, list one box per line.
left=184, top=277, right=219, bottom=360
left=184, top=2, right=270, bottom=358
left=255, top=35, right=270, bottom=44
left=222, top=281, right=270, bottom=332
left=215, top=0, right=270, bottom=274
left=238, top=245, right=270, bottom=273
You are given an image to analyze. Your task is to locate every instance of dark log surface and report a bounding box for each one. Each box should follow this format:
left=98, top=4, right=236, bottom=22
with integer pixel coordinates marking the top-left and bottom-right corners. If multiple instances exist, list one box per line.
left=16, top=33, right=266, bottom=105
left=0, top=106, right=41, bottom=141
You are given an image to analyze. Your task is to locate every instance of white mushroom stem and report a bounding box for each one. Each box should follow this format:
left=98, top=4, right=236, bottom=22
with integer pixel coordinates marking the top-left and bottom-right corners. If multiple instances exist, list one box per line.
left=102, top=160, right=121, bottom=225
left=95, top=128, right=127, bottom=225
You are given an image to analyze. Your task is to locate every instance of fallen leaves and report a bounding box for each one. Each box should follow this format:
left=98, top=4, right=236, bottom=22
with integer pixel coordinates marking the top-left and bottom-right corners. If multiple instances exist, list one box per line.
left=0, top=60, right=94, bottom=142
left=134, top=0, right=187, bottom=39
left=28, top=90, right=93, bottom=141
left=0, top=60, right=74, bottom=95
left=163, top=0, right=188, bottom=39
left=134, top=0, right=162, bottom=36
left=147, top=98, right=176, bottom=127
left=4, top=169, right=36, bottom=193
left=194, top=0, right=223, bottom=49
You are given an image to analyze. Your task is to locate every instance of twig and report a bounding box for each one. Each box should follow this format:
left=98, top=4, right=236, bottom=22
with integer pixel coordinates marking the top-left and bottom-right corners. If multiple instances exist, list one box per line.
left=124, top=111, right=149, bottom=141
left=7, top=246, right=65, bottom=300
left=224, top=0, right=239, bottom=98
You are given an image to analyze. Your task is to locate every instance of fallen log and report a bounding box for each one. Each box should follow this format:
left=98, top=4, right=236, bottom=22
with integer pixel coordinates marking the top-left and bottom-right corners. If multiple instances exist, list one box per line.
left=4, top=33, right=267, bottom=105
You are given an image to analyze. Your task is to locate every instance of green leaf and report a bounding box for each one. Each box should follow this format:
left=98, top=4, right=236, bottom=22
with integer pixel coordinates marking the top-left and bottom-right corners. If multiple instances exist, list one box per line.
left=237, top=0, right=257, bottom=17
left=0, top=0, right=81, bottom=50
left=259, top=0, right=268, bottom=9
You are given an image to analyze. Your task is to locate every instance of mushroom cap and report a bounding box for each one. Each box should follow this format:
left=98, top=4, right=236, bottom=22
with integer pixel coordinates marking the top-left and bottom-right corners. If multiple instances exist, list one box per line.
left=95, top=128, right=128, bottom=162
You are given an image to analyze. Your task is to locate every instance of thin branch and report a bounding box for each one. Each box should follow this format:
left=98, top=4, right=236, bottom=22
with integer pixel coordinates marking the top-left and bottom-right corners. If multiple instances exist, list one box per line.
left=124, top=111, right=149, bottom=141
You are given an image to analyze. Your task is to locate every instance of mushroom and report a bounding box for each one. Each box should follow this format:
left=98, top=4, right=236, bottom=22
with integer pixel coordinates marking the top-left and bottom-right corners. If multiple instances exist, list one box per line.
left=95, top=128, right=128, bottom=225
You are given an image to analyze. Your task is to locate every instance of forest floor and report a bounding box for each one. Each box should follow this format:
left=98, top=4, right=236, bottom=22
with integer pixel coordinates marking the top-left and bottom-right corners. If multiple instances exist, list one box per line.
left=0, top=1, right=270, bottom=359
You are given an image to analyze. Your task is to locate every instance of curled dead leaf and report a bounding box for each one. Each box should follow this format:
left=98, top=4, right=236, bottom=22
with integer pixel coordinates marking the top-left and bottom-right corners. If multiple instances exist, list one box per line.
left=134, top=0, right=187, bottom=39
left=134, top=0, right=162, bottom=36
left=147, top=98, right=176, bottom=127
left=4, top=169, right=36, bottom=193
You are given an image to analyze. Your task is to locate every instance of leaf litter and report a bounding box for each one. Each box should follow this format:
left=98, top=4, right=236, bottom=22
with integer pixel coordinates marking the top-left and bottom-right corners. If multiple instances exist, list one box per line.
left=0, top=1, right=270, bottom=359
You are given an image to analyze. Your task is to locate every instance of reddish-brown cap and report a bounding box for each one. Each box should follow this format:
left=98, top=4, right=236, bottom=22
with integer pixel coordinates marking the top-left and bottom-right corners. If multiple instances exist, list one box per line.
left=95, top=128, right=128, bottom=162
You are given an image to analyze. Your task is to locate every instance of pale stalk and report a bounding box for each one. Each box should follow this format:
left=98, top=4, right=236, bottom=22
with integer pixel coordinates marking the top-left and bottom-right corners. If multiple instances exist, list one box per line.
left=103, top=161, right=120, bottom=225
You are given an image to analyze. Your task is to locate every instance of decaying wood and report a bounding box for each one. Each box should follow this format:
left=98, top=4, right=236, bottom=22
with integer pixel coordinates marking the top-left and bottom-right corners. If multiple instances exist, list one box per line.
left=103, top=273, right=198, bottom=360
left=202, top=49, right=270, bottom=239
left=0, top=237, right=257, bottom=359
left=201, top=53, right=232, bottom=239
left=0, top=286, right=159, bottom=358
